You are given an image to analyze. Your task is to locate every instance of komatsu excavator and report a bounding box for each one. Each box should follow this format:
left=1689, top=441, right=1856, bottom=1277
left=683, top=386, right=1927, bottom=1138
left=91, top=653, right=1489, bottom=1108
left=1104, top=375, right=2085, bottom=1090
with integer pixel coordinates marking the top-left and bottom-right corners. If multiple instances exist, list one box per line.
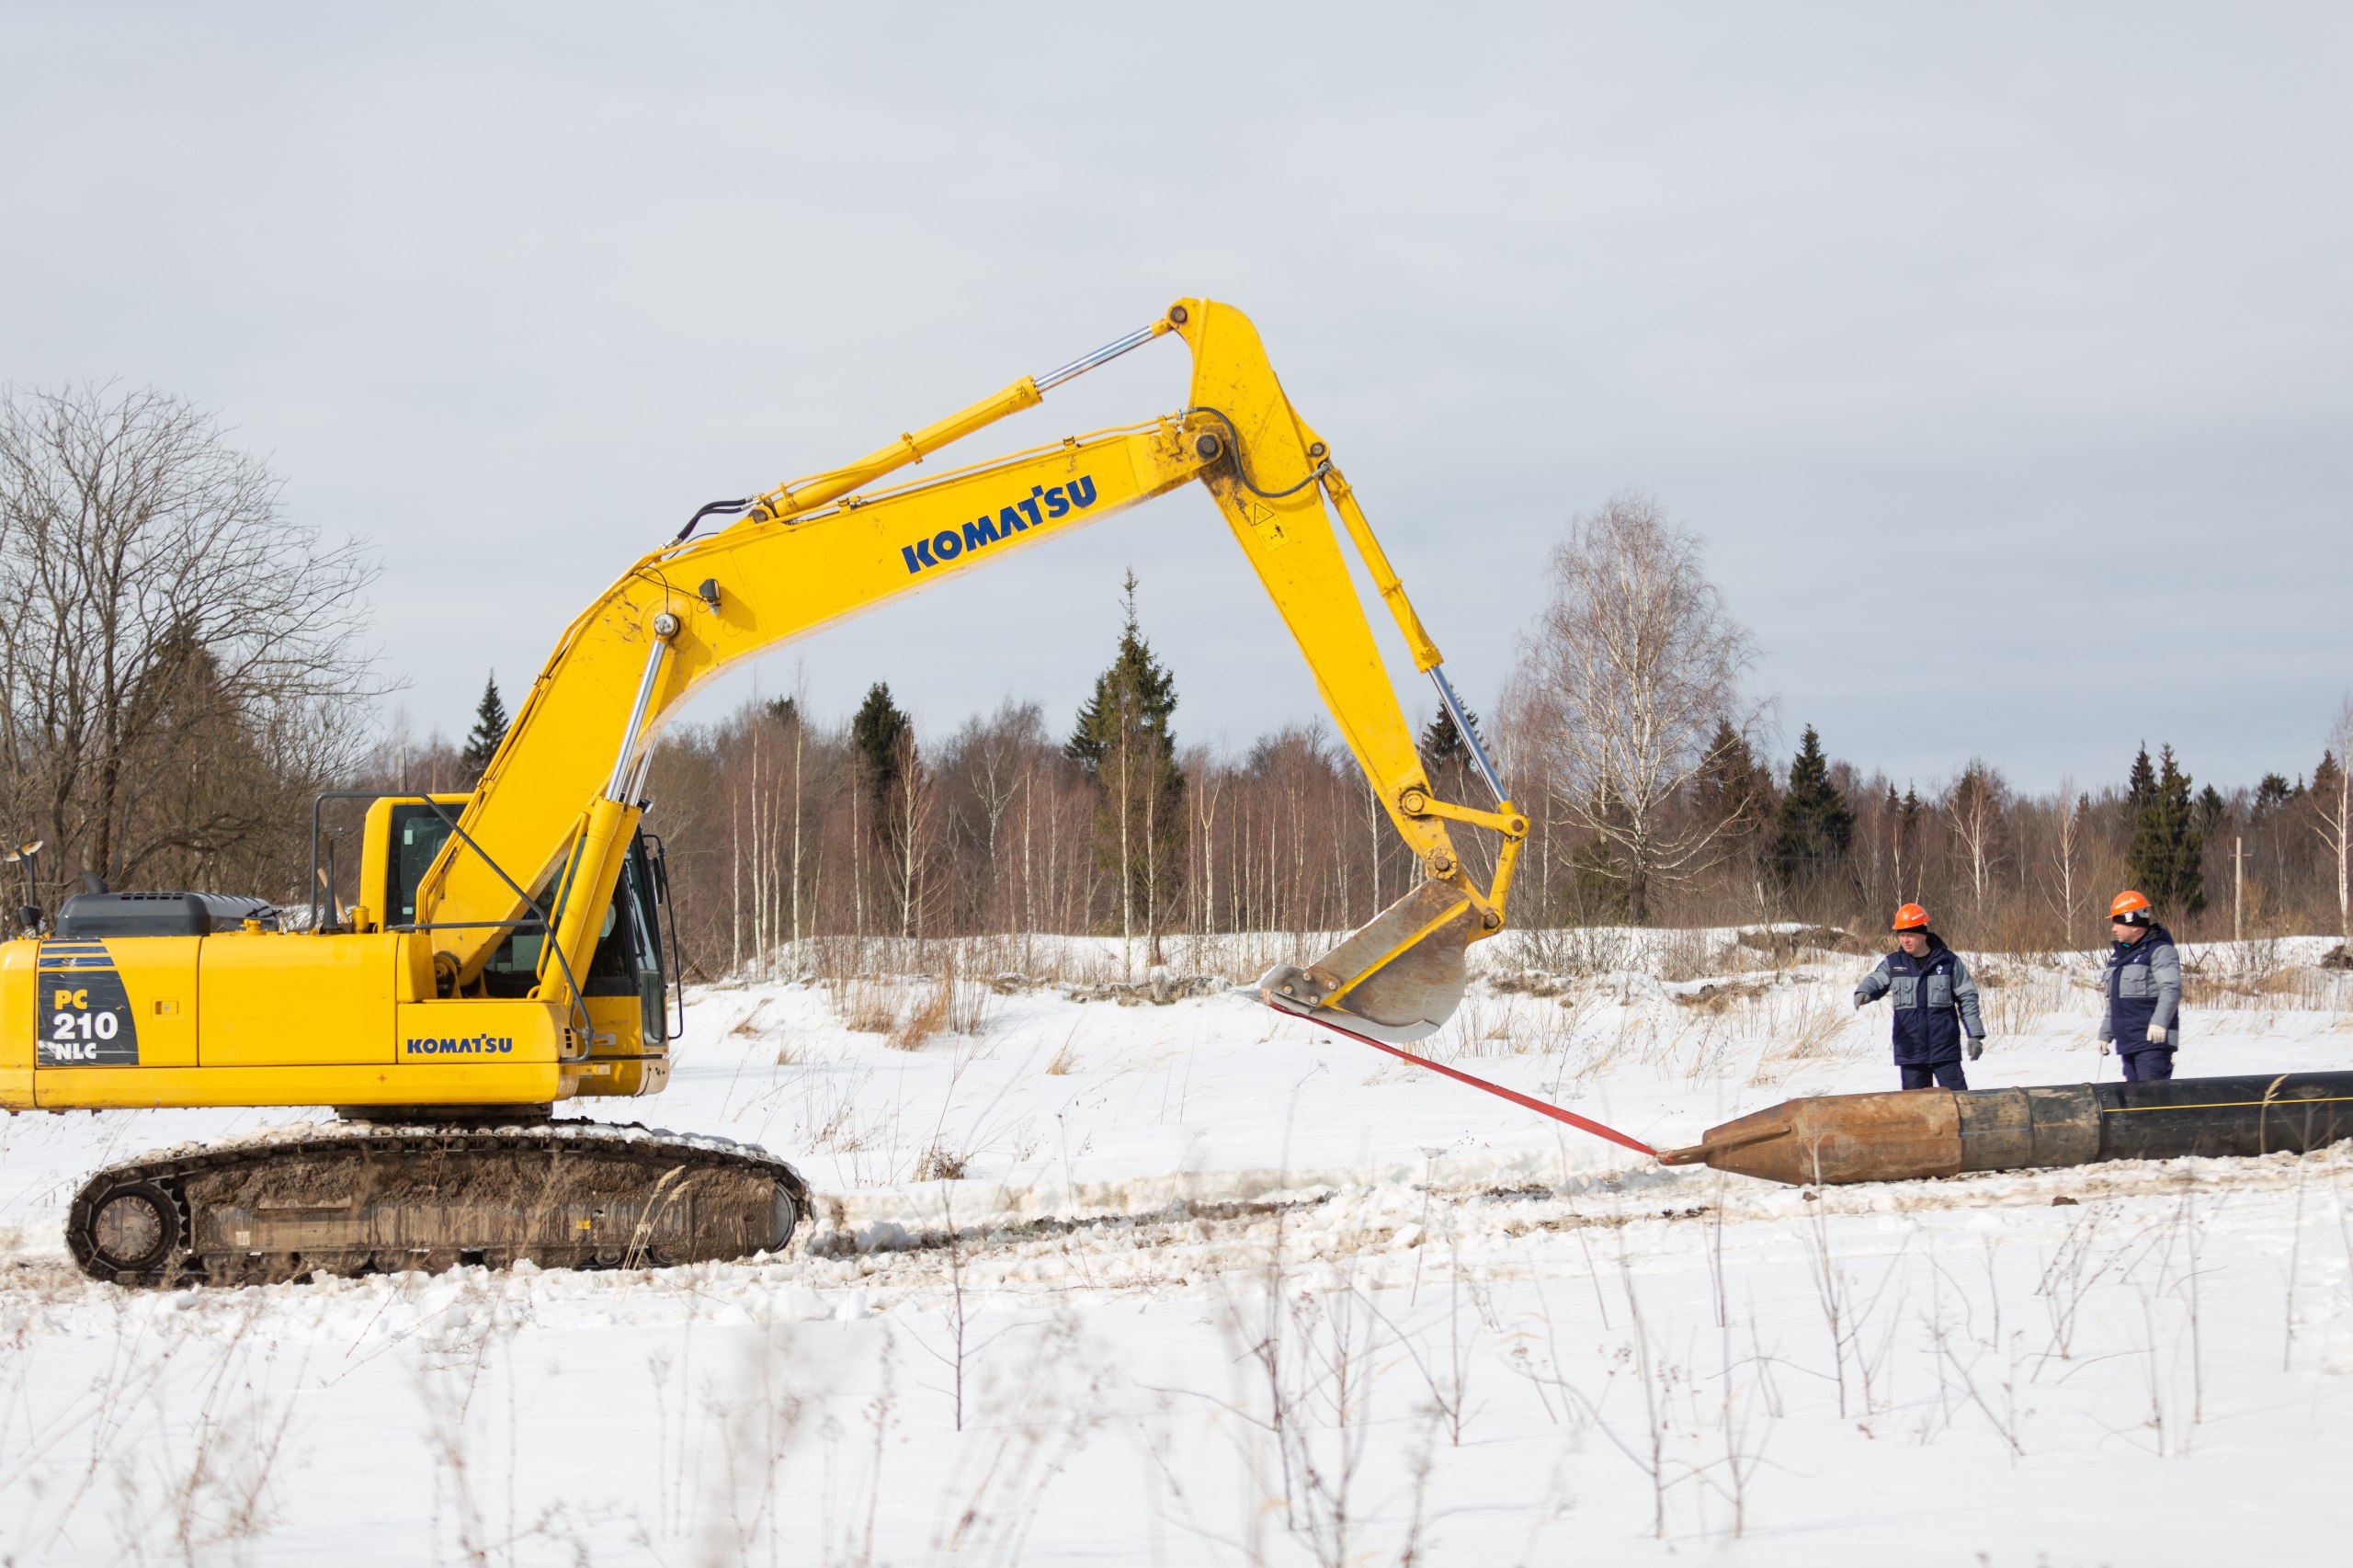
left=0, top=299, right=1526, bottom=1286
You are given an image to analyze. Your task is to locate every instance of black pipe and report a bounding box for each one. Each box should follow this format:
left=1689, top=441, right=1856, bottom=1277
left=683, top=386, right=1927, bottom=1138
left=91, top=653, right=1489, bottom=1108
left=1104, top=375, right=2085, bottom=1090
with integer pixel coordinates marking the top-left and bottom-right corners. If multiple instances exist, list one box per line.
left=2092, top=1072, right=2353, bottom=1161
left=1957, top=1071, right=2353, bottom=1172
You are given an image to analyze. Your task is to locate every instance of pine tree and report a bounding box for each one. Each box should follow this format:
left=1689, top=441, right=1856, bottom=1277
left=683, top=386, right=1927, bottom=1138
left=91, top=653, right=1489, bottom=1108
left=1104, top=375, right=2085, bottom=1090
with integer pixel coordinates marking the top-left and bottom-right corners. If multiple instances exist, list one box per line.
left=1068, top=572, right=1186, bottom=968
left=459, top=673, right=509, bottom=786
left=1772, top=725, right=1854, bottom=899
left=2127, top=743, right=2206, bottom=915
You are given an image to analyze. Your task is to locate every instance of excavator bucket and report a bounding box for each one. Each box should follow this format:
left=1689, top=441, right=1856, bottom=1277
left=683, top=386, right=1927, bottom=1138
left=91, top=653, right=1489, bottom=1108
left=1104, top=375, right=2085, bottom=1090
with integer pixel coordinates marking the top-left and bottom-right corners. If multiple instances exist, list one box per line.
left=1253, top=879, right=1478, bottom=1044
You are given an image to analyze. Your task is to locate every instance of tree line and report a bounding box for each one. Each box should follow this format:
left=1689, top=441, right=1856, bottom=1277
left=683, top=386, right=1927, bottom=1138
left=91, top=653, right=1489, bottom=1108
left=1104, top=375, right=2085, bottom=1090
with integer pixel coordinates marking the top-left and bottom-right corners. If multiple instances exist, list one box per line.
left=9, top=385, right=2352, bottom=971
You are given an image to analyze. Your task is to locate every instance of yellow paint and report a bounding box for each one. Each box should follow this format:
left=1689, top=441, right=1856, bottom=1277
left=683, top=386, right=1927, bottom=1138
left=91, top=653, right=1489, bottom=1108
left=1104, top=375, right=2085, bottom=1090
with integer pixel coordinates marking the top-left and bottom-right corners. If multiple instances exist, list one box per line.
left=108, top=936, right=201, bottom=1067
left=574, top=994, right=665, bottom=1096
left=395, top=998, right=566, bottom=1063
left=30, top=1061, right=562, bottom=1110
left=0, top=299, right=1522, bottom=1122
left=0, top=940, right=30, bottom=1089
left=200, top=933, right=397, bottom=1065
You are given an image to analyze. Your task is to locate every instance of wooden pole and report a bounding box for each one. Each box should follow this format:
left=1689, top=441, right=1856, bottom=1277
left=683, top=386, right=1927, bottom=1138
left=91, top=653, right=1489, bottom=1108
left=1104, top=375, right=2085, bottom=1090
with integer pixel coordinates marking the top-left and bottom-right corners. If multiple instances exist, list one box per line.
left=2234, top=835, right=2245, bottom=944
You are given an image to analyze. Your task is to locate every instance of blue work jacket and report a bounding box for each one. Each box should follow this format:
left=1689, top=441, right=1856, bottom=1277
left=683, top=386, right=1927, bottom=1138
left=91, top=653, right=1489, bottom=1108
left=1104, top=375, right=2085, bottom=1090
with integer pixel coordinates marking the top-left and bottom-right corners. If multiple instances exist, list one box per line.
left=1855, top=934, right=1985, bottom=1066
left=2100, top=924, right=2182, bottom=1051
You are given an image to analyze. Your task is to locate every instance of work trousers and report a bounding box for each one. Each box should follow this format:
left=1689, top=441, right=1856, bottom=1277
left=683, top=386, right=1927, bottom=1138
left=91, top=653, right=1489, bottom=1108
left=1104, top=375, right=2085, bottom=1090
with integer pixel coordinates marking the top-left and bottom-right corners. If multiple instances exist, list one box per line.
left=2120, top=1049, right=2175, bottom=1083
left=1900, top=1061, right=1968, bottom=1091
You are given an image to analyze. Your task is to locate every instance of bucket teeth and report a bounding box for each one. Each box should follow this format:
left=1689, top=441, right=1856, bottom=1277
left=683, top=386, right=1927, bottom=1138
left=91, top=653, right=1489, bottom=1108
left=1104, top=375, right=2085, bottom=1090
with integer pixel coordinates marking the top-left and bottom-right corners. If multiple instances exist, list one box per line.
left=1252, top=880, right=1475, bottom=1044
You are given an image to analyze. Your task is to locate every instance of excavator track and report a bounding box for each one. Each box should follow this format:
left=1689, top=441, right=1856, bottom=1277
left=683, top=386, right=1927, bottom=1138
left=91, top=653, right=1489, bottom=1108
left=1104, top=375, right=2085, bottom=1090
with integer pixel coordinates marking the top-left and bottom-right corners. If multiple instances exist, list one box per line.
left=66, top=1120, right=809, bottom=1288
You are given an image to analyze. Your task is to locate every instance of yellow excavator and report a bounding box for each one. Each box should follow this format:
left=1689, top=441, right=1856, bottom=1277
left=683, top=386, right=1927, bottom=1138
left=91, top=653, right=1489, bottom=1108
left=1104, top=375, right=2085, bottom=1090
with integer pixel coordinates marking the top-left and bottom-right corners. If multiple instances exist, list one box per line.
left=0, top=299, right=1526, bottom=1285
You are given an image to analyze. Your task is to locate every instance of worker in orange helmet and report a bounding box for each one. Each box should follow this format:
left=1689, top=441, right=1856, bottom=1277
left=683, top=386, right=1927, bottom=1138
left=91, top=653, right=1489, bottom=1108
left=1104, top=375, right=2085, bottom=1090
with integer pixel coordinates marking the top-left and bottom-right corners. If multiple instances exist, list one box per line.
left=2097, top=891, right=2180, bottom=1081
left=1854, top=903, right=1986, bottom=1090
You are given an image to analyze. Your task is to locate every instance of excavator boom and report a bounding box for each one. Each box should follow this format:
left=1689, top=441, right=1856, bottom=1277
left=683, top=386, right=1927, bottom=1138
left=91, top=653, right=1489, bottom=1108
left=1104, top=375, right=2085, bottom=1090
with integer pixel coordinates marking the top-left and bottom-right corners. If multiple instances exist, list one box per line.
left=417, top=298, right=1524, bottom=1041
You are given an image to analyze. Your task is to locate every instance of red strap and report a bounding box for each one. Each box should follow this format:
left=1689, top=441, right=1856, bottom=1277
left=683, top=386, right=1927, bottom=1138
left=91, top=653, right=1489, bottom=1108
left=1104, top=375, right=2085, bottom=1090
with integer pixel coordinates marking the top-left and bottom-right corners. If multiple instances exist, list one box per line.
left=1289, top=1008, right=1660, bottom=1158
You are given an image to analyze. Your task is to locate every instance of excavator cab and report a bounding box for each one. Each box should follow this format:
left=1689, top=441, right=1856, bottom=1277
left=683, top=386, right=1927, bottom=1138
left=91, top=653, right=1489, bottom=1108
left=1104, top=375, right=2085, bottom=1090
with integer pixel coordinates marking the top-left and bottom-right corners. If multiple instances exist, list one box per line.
left=352, top=794, right=674, bottom=1096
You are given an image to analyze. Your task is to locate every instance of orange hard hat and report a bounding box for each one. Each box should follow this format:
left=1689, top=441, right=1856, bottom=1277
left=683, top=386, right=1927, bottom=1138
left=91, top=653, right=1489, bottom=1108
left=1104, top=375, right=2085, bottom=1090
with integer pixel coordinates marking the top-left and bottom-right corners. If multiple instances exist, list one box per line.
left=2109, top=889, right=2153, bottom=922
left=1892, top=903, right=1930, bottom=931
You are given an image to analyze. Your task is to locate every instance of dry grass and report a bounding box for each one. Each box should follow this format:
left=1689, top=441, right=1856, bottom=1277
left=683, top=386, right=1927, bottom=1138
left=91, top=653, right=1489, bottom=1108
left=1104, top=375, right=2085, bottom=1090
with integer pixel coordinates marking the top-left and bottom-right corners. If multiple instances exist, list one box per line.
left=887, top=972, right=950, bottom=1051
left=834, top=973, right=900, bottom=1035
left=1979, top=971, right=2077, bottom=1035
left=2177, top=954, right=2353, bottom=1015
left=1745, top=994, right=1857, bottom=1086
left=912, top=1142, right=971, bottom=1182
left=1654, top=928, right=1721, bottom=983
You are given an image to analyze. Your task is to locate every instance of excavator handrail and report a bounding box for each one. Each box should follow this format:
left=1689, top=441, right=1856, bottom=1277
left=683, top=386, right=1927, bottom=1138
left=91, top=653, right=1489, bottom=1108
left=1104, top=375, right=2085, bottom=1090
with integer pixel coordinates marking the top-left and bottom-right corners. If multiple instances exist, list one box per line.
left=312, top=788, right=592, bottom=1039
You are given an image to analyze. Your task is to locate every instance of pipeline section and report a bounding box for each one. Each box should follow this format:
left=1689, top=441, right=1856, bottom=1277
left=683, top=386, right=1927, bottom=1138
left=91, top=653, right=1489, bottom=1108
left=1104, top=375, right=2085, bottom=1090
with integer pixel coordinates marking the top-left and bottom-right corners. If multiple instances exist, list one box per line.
left=1659, top=1071, right=2353, bottom=1187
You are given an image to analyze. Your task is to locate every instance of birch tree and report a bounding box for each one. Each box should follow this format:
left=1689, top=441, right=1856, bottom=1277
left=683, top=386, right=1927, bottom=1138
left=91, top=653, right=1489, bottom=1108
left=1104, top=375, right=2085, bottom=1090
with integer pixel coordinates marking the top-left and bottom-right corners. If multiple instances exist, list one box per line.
left=1505, top=494, right=1758, bottom=922
left=1945, top=759, right=2009, bottom=916
left=2045, top=776, right=2086, bottom=946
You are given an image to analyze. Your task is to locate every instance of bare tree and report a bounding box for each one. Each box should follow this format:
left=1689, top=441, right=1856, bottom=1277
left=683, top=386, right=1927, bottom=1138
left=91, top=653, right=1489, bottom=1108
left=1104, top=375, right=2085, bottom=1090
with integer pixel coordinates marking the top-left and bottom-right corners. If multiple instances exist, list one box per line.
left=1945, top=760, right=2010, bottom=919
left=2046, top=776, right=2086, bottom=947
left=0, top=384, right=381, bottom=909
left=1505, top=493, right=1759, bottom=921
left=2313, top=698, right=2353, bottom=945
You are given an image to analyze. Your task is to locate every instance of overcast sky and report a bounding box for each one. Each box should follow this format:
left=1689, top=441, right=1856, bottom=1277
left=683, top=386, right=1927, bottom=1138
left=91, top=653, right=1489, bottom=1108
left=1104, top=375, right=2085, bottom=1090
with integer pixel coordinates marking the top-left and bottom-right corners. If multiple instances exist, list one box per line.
left=4, top=5, right=2347, bottom=795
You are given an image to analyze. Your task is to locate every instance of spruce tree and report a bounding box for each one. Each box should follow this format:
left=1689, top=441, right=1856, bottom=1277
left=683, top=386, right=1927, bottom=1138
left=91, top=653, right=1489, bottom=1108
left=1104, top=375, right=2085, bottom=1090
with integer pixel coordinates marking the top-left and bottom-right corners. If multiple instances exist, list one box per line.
left=460, top=673, right=509, bottom=786
left=2253, top=772, right=2297, bottom=822
left=2125, top=744, right=2159, bottom=819
left=2195, top=784, right=2227, bottom=842
left=1693, top=720, right=1776, bottom=865
left=1694, top=721, right=1772, bottom=825
left=2126, top=743, right=2206, bottom=915
left=1068, top=573, right=1186, bottom=965
left=2311, top=751, right=2342, bottom=829
left=1419, top=706, right=1482, bottom=774
left=850, top=683, right=911, bottom=818
left=1772, top=725, right=1854, bottom=899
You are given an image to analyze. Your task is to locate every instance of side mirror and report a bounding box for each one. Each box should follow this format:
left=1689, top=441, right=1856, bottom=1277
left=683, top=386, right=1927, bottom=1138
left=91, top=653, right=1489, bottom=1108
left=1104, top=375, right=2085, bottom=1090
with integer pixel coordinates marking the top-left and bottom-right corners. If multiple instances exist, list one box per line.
left=17, top=904, right=40, bottom=932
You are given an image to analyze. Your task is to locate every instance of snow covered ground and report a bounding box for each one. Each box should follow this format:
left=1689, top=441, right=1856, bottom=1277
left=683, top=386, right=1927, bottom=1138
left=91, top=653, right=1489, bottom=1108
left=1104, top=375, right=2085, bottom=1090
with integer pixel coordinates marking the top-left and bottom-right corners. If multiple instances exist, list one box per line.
left=4, top=927, right=2352, bottom=1564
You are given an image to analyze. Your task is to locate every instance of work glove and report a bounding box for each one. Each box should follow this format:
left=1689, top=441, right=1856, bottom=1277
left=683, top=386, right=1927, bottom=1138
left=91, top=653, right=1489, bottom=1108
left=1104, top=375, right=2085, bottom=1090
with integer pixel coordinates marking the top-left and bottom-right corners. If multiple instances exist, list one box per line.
left=1853, top=994, right=1869, bottom=1011
left=2146, top=1023, right=2168, bottom=1045
left=2097, top=1039, right=2112, bottom=1056
left=1966, top=1037, right=1985, bottom=1061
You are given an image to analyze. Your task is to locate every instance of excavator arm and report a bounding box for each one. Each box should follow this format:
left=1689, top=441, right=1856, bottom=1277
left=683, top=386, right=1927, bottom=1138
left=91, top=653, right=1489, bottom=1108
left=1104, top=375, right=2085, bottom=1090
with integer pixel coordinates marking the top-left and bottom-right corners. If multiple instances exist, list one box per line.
left=416, top=299, right=1526, bottom=1044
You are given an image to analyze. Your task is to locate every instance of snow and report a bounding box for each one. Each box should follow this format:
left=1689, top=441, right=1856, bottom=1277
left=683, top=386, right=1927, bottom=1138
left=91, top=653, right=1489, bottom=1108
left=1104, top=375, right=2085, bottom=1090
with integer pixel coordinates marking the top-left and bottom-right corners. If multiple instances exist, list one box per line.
left=4, top=929, right=2352, bottom=1563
